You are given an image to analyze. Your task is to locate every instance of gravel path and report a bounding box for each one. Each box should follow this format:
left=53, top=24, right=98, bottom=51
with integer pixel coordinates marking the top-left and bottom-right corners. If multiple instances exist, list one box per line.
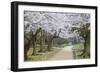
left=49, top=46, right=74, bottom=60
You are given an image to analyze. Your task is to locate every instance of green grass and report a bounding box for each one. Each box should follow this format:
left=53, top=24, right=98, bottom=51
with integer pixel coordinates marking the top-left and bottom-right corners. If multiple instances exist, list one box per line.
left=73, top=43, right=84, bottom=50
left=27, top=47, right=60, bottom=61
left=54, top=44, right=68, bottom=48
left=73, top=43, right=90, bottom=59
left=73, top=43, right=85, bottom=59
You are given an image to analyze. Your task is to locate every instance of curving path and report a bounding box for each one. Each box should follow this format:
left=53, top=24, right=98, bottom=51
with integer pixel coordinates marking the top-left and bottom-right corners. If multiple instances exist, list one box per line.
left=49, top=46, right=74, bottom=60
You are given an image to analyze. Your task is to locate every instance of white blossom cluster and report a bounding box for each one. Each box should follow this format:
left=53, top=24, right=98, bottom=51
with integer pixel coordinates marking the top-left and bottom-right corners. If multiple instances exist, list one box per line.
left=24, top=11, right=90, bottom=39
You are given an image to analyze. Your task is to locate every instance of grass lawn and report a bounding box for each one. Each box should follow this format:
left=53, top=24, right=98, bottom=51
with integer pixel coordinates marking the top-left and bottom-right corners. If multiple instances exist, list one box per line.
left=27, top=47, right=60, bottom=61
left=73, top=43, right=85, bottom=59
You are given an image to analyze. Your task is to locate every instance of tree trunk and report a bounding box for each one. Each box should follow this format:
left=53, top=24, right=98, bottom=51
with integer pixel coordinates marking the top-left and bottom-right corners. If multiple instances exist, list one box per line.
left=31, top=42, right=36, bottom=55
left=47, top=43, right=52, bottom=51
left=24, top=36, right=31, bottom=61
left=79, top=38, right=87, bottom=57
left=24, top=48, right=29, bottom=61
left=39, top=30, right=44, bottom=52
left=79, top=38, right=89, bottom=58
left=39, top=40, right=43, bottom=52
left=31, top=28, right=42, bottom=55
left=46, top=31, right=60, bottom=51
left=47, top=39, right=53, bottom=51
left=83, top=41, right=87, bottom=58
left=80, top=30, right=90, bottom=58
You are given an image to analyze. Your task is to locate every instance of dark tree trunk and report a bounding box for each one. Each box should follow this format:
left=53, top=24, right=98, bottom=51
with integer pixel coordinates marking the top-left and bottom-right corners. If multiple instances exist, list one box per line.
left=47, top=43, right=52, bottom=51
left=31, top=38, right=37, bottom=55
left=79, top=38, right=87, bottom=56
left=24, top=35, right=31, bottom=61
left=24, top=47, right=29, bottom=61
left=24, top=43, right=30, bottom=61
left=47, top=38, right=53, bottom=51
left=39, top=38, right=43, bottom=52
left=83, top=41, right=87, bottom=57
left=38, top=30, right=43, bottom=52
left=79, top=36, right=89, bottom=58
left=31, top=28, right=42, bottom=55
left=31, top=42, right=36, bottom=55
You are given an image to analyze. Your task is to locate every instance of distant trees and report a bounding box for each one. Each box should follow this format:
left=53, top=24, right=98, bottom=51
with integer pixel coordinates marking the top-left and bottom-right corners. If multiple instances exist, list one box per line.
left=46, top=29, right=61, bottom=51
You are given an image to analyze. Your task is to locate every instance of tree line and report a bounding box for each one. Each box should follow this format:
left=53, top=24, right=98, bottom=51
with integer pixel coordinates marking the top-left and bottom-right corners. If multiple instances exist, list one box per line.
left=24, top=27, right=62, bottom=61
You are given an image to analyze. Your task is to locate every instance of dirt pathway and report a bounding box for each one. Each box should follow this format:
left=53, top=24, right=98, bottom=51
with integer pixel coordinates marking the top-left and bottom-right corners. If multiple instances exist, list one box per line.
left=49, top=46, right=74, bottom=60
